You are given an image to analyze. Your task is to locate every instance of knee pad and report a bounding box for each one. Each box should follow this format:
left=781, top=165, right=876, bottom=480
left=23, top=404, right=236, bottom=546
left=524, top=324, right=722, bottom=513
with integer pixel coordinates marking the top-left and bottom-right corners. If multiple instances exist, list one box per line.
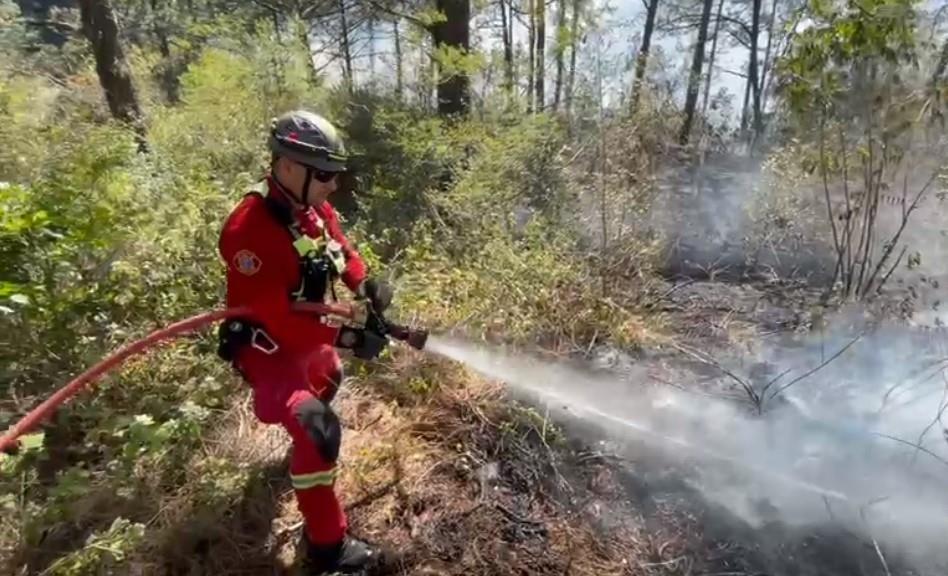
left=293, top=397, right=342, bottom=463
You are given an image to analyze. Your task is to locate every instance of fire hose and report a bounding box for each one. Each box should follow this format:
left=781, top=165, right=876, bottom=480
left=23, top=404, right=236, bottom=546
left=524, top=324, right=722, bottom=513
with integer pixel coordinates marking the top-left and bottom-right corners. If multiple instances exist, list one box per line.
left=0, top=302, right=427, bottom=455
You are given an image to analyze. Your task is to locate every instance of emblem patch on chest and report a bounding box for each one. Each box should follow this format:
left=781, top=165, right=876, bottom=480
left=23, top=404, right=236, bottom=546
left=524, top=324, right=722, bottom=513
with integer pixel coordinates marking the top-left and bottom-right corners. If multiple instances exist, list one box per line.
left=233, top=249, right=262, bottom=276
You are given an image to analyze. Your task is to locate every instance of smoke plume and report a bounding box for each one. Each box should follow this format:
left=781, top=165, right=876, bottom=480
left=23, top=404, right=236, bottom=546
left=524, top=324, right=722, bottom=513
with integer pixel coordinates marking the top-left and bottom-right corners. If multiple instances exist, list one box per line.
left=428, top=319, right=948, bottom=573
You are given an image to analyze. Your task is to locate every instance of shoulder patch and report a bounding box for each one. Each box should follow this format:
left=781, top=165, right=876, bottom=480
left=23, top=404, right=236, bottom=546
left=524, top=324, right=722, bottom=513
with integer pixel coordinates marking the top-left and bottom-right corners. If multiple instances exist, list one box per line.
left=233, top=249, right=262, bottom=276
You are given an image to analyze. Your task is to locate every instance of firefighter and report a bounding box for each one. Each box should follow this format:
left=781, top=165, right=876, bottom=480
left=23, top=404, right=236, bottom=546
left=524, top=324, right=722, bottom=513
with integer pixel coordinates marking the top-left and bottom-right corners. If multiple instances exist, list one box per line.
left=217, top=110, right=392, bottom=574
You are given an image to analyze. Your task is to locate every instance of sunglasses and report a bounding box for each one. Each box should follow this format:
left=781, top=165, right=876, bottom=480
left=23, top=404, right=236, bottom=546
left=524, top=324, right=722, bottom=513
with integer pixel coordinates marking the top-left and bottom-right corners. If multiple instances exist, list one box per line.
left=310, top=167, right=339, bottom=183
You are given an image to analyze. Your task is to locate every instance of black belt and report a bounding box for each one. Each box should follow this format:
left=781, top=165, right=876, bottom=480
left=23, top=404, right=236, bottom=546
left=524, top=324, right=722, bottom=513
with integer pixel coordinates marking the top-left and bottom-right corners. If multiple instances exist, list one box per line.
left=217, top=319, right=279, bottom=362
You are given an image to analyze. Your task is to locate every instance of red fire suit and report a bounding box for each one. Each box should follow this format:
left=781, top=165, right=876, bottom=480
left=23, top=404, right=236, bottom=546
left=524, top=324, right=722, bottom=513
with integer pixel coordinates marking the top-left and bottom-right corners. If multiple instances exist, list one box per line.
left=218, top=175, right=366, bottom=547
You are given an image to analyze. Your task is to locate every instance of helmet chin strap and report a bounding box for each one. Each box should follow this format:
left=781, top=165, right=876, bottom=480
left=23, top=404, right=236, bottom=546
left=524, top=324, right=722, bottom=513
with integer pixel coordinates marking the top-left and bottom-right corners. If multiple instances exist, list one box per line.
left=272, top=164, right=314, bottom=208
left=302, top=166, right=314, bottom=207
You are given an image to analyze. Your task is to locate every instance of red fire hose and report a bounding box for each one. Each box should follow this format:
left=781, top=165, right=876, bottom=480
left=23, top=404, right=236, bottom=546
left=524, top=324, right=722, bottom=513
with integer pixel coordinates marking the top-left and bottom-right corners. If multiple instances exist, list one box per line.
left=0, top=302, right=356, bottom=455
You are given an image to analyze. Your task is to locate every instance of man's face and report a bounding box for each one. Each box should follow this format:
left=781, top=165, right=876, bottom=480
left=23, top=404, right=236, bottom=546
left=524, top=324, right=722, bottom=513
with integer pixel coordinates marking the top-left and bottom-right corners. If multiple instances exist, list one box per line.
left=275, top=157, right=338, bottom=205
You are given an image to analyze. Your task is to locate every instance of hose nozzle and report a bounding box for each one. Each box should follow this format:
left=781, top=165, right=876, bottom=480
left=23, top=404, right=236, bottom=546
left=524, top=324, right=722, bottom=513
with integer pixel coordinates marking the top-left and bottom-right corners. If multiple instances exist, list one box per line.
left=388, top=323, right=428, bottom=350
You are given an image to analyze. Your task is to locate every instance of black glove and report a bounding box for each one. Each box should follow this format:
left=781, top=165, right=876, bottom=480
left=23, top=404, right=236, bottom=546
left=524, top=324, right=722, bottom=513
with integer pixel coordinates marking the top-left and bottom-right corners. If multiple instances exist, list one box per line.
left=359, top=278, right=393, bottom=314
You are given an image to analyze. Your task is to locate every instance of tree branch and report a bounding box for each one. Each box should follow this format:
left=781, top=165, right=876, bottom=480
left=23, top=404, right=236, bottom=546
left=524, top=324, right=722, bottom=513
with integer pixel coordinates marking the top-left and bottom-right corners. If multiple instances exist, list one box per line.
left=362, top=0, right=432, bottom=29
left=763, top=332, right=864, bottom=402
left=23, top=18, right=80, bottom=32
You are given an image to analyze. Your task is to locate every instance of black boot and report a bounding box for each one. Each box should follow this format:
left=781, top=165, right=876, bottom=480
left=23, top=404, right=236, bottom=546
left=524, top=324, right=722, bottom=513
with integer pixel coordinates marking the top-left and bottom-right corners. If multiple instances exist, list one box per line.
left=301, top=533, right=380, bottom=575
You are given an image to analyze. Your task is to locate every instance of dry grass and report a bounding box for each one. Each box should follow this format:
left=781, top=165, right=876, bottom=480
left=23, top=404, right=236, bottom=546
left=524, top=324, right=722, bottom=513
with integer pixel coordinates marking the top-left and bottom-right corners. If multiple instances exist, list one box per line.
left=112, top=346, right=661, bottom=576
left=8, top=344, right=694, bottom=576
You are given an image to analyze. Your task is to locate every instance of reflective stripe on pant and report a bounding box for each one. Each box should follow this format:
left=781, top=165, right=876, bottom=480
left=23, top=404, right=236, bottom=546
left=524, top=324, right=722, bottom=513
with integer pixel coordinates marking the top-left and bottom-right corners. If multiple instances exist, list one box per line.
left=235, top=344, right=348, bottom=546
left=283, top=388, right=346, bottom=545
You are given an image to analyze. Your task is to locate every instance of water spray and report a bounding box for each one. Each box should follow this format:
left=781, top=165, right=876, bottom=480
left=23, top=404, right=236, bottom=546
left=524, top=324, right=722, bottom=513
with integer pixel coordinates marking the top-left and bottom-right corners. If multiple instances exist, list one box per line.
left=425, top=335, right=850, bottom=501
left=423, top=333, right=948, bottom=571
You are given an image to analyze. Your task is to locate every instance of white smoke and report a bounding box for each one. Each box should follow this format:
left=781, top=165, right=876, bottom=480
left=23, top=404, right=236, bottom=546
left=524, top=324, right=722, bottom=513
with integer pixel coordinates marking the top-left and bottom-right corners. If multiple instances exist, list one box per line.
left=427, top=322, right=948, bottom=573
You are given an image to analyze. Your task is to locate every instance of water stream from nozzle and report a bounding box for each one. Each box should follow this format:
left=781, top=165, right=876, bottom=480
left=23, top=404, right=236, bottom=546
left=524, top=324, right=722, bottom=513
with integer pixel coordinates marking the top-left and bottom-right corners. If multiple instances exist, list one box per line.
left=425, top=335, right=849, bottom=501
left=423, top=333, right=948, bottom=571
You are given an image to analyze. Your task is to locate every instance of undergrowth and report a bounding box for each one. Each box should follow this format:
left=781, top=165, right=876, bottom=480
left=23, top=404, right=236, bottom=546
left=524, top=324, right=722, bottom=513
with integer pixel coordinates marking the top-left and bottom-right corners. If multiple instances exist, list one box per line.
left=0, top=27, right=660, bottom=574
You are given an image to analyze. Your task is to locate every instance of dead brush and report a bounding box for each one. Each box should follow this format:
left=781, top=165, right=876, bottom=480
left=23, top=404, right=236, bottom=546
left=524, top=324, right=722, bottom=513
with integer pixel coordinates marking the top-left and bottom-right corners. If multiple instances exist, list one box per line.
left=333, top=350, right=647, bottom=574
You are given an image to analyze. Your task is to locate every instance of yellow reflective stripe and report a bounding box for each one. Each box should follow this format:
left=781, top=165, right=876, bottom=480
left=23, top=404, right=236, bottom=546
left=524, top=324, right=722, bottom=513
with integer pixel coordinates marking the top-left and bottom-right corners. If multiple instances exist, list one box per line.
left=291, top=468, right=337, bottom=490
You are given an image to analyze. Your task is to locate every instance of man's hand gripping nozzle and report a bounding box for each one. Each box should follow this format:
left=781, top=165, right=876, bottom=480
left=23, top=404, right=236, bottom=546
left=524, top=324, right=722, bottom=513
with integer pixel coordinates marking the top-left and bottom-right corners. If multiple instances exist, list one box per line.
left=328, top=299, right=428, bottom=360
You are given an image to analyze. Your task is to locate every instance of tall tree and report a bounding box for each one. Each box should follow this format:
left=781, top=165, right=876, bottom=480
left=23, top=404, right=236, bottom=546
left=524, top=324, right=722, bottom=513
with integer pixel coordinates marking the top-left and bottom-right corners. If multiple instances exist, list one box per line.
left=535, top=0, right=545, bottom=110
left=431, top=0, right=471, bottom=116
left=553, top=0, right=568, bottom=110
left=935, top=37, right=948, bottom=85
left=528, top=0, right=536, bottom=112
left=678, top=0, right=714, bottom=144
left=741, top=0, right=762, bottom=140
left=339, top=0, right=354, bottom=93
left=700, top=0, right=726, bottom=119
left=564, top=0, right=580, bottom=116
left=629, top=0, right=660, bottom=114
left=500, top=0, right=515, bottom=98
left=78, top=0, right=146, bottom=147
left=394, top=18, right=403, bottom=99
left=147, top=0, right=179, bottom=102
left=753, top=0, right=777, bottom=146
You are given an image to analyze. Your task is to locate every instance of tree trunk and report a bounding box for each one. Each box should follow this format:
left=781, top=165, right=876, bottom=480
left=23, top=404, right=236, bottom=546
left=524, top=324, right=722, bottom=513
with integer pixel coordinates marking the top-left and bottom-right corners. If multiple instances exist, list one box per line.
left=748, top=0, right=762, bottom=146
left=740, top=0, right=761, bottom=142
left=294, top=14, right=319, bottom=87
left=535, top=0, right=546, bottom=111
left=78, top=0, right=146, bottom=148
left=678, top=0, right=714, bottom=145
left=629, top=0, right=659, bottom=114
left=564, top=0, right=580, bottom=117
left=431, top=0, right=471, bottom=116
left=740, top=67, right=751, bottom=133
left=500, top=0, right=514, bottom=98
left=700, top=0, right=725, bottom=118
left=527, top=0, right=536, bottom=113
left=394, top=19, right=403, bottom=100
left=339, top=0, right=353, bottom=93
left=553, top=0, right=567, bottom=111
left=932, top=36, right=948, bottom=86
left=148, top=0, right=179, bottom=103
left=369, top=16, right=376, bottom=79
left=754, top=0, right=777, bottom=141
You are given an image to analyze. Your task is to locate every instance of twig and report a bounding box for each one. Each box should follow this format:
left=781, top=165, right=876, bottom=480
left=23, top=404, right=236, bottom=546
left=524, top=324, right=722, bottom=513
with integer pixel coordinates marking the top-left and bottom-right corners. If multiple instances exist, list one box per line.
left=873, top=246, right=906, bottom=296
left=872, top=432, right=948, bottom=469
left=862, top=169, right=940, bottom=297
left=912, top=371, right=948, bottom=465
left=347, top=479, right=399, bottom=511
left=877, top=357, right=948, bottom=413
left=819, top=111, right=844, bottom=284
left=494, top=502, right=544, bottom=526
left=859, top=503, right=893, bottom=576
left=670, top=342, right=761, bottom=411
left=763, top=333, right=864, bottom=402
left=656, top=279, right=696, bottom=302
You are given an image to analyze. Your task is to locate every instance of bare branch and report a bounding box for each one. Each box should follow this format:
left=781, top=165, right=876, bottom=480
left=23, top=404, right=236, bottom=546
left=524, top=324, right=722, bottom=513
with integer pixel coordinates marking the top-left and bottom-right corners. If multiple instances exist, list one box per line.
left=23, top=18, right=81, bottom=32
left=862, top=169, right=940, bottom=296
left=671, top=342, right=761, bottom=411
left=873, top=432, right=948, bottom=469
left=763, top=332, right=864, bottom=402
left=359, top=0, right=430, bottom=29
left=912, top=371, right=948, bottom=465
left=873, top=246, right=906, bottom=296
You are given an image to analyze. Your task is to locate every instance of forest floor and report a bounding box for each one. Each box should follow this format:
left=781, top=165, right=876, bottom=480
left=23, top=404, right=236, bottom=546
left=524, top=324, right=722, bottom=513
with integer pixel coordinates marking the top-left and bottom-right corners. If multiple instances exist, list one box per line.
left=134, top=273, right=925, bottom=576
